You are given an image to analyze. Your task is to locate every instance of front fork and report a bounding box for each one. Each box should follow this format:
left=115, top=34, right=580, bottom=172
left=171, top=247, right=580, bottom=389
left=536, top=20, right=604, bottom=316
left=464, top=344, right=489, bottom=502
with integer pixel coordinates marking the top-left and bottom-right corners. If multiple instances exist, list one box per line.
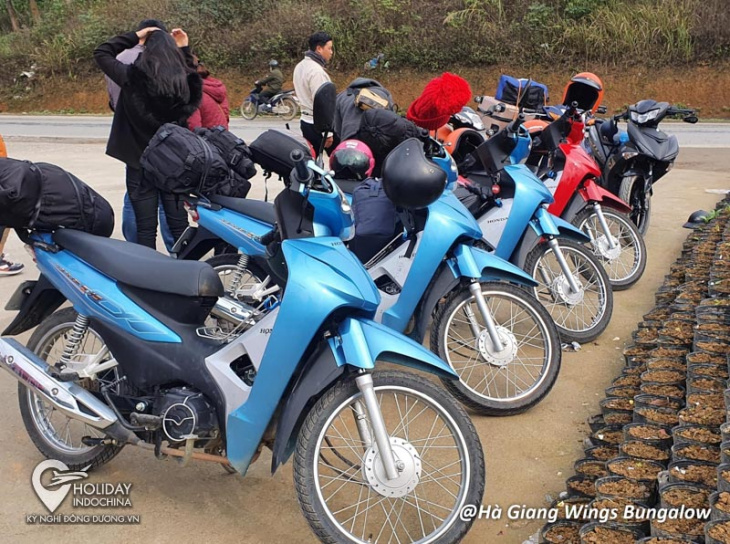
left=591, top=203, right=618, bottom=251
left=546, top=237, right=581, bottom=294
left=355, top=373, right=400, bottom=480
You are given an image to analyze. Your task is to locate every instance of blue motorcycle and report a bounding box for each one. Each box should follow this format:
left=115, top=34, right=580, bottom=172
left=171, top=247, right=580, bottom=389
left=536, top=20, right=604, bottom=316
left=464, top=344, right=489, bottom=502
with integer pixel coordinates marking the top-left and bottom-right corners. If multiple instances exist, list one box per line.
left=455, top=117, right=613, bottom=344
left=0, top=85, right=485, bottom=543
left=176, top=137, right=562, bottom=417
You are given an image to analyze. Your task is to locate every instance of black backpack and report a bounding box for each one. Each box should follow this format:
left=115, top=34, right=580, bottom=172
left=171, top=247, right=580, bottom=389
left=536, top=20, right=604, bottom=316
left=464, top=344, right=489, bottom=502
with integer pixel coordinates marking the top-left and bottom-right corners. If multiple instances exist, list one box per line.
left=34, top=163, right=114, bottom=237
left=0, top=158, right=43, bottom=228
left=356, top=109, right=427, bottom=177
left=141, top=123, right=233, bottom=196
left=194, top=126, right=257, bottom=180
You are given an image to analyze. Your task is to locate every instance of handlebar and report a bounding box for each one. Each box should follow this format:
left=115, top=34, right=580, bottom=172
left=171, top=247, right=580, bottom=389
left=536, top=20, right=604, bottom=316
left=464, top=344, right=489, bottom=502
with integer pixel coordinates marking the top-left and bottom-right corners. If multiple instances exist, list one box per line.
left=506, top=114, right=524, bottom=135
left=290, top=149, right=312, bottom=185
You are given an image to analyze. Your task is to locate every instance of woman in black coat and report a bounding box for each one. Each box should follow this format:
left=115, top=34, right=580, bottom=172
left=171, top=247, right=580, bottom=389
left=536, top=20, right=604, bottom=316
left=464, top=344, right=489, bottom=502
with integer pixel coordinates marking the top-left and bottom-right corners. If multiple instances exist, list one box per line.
left=94, top=27, right=202, bottom=249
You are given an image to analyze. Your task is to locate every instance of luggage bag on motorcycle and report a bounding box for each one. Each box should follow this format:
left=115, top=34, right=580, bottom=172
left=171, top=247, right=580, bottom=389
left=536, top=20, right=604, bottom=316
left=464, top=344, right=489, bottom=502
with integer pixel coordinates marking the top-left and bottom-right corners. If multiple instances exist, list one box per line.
left=356, top=109, right=426, bottom=177
left=0, top=158, right=43, bottom=228
left=248, top=129, right=313, bottom=179
left=495, top=75, right=548, bottom=110
left=194, top=126, right=257, bottom=180
left=0, top=158, right=114, bottom=236
left=141, top=123, right=250, bottom=198
left=33, top=163, right=114, bottom=236
left=349, top=177, right=399, bottom=263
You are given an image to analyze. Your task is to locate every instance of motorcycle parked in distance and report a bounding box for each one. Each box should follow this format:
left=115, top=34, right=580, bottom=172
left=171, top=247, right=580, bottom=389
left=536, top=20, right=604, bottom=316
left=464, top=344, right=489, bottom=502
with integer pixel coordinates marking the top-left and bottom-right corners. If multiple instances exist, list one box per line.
left=527, top=105, right=647, bottom=290
left=585, top=100, right=698, bottom=235
left=240, top=84, right=299, bottom=121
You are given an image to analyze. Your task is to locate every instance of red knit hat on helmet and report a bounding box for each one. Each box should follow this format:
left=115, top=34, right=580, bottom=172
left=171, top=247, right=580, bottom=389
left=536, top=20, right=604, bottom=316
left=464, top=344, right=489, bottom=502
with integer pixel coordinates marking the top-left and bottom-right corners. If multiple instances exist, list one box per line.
left=406, top=73, right=472, bottom=131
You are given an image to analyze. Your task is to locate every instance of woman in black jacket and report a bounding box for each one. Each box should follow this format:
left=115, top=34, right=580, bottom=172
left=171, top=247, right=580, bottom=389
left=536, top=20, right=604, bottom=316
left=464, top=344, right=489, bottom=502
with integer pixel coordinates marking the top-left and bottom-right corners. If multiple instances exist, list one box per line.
left=94, top=27, right=202, bottom=249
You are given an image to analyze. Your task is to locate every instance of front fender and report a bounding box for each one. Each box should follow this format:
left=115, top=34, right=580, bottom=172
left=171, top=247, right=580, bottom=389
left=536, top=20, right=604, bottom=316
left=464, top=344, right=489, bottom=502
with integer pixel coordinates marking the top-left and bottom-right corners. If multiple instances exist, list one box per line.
left=453, top=244, right=537, bottom=287
left=579, top=178, right=632, bottom=214
left=335, top=317, right=457, bottom=380
left=533, top=207, right=590, bottom=244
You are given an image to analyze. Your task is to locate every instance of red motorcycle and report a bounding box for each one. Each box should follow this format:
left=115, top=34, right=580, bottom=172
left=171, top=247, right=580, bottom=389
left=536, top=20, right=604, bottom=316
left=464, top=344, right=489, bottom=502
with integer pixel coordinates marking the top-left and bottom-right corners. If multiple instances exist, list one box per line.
left=526, top=105, right=646, bottom=290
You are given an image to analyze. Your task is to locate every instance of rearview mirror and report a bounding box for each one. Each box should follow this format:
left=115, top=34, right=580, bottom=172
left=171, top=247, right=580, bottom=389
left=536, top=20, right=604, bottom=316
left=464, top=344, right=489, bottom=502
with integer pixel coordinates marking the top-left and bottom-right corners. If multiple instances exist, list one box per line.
left=597, top=105, right=607, bottom=114
left=684, top=115, right=699, bottom=124
left=313, top=82, right=337, bottom=134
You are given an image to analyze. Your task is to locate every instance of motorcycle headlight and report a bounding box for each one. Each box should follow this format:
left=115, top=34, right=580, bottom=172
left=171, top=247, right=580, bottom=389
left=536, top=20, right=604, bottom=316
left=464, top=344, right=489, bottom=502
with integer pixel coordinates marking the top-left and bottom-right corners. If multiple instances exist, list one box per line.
left=630, top=109, right=660, bottom=124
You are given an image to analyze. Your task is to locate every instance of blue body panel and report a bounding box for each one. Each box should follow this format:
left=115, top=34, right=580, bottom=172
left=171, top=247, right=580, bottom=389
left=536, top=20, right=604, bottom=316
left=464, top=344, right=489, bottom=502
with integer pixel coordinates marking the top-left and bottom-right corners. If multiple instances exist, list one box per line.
left=226, top=237, right=380, bottom=473
left=493, top=164, right=555, bottom=260
left=196, top=206, right=269, bottom=257
left=332, top=317, right=457, bottom=379
left=380, top=191, right=482, bottom=332
left=453, top=244, right=538, bottom=286
left=34, top=237, right=180, bottom=343
left=532, top=207, right=590, bottom=243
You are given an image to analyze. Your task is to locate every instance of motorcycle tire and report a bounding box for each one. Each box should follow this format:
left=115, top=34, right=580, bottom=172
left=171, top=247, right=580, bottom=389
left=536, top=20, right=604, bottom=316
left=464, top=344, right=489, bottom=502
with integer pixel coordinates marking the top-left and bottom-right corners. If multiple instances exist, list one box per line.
left=278, top=97, right=299, bottom=121
left=240, top=98, right=258, bottom=120
left=619, top=175, right=652, bottom=236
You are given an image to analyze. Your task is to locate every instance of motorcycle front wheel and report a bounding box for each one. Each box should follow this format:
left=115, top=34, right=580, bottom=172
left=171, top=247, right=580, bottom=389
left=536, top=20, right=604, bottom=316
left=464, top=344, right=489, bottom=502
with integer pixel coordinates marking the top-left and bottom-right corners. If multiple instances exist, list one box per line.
left=619, top=175, right=652, bottom=236
left=240, top=98, right=258, bottom=120
left=294, top=370, right=484, bottom=544
left=431, top=281, right=561, bottom=416
left=574, top=207, right=647, bottom=290
left=524, top=239, right=613, bottom=344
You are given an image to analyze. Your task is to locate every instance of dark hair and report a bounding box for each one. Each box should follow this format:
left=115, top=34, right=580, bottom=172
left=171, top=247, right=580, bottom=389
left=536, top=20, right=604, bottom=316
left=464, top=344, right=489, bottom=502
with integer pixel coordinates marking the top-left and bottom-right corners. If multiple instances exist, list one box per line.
left=136, top=19, right=167, bottom=32
left=192, top=54, right=210, bottom=79
left=308, top=31, right=332, bottom=51
left=136, top=31, right=191, bottom=101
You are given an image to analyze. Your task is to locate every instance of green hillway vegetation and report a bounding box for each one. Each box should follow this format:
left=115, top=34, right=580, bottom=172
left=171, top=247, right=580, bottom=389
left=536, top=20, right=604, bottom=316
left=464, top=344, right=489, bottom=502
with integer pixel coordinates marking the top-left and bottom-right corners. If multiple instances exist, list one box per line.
left=0, top=0, right=728, bottom=86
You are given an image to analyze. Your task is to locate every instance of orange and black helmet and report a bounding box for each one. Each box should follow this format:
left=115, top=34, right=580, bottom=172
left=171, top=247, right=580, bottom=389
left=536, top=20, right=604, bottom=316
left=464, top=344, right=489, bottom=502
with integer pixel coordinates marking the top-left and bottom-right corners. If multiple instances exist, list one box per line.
left=562, top=72, right=604, bottom=114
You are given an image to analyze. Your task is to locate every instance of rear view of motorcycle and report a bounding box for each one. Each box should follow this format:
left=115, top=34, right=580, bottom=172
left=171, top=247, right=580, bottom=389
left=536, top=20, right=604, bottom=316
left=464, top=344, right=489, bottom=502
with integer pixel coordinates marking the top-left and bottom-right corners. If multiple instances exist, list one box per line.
left=586, top=100, right=698, bottom=235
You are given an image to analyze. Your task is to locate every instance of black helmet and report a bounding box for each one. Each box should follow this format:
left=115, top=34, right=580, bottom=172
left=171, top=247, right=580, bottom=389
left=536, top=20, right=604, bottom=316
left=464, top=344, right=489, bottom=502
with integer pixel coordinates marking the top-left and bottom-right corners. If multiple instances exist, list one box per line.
left=683, top=209, right=710, bottom=229
left=268, top=59, right=279, bottom=68
left=382, top=138, right=446, bottom=209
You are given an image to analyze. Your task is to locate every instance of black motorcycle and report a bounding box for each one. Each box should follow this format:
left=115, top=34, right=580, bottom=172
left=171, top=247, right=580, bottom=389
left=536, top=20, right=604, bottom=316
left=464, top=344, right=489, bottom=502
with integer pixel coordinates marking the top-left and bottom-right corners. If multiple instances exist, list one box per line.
left=585, top=99, right=698, bottom=235
left=240, top=84, right=299, bottom=121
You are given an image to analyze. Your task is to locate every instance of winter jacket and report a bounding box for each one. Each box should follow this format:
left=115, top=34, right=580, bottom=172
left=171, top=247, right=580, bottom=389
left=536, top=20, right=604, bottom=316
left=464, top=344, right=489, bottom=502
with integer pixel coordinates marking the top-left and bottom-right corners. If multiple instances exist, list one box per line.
left=334, top=78, right=394, bottom=141
left=93, top=32, right=203, bottom=169
left=356, top=109, right=426, bottom=177
left=293, top=56, right=331, bottom=124
left=105, top=44, right=143, bottom=111
left=258, top=68, right=284, bottom=93
left=188, top=77, right=230, bottom=130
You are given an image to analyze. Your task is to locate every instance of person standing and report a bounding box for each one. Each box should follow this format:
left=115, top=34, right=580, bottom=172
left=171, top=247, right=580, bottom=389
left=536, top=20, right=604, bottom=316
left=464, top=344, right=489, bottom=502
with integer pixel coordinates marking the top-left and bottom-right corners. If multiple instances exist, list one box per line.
left=104, top=18, right=175, bottom=252
left=293, top=31, right=337, bottom=153
left=94, top=26, right=202, bottom=250
left=188, top=57, right=230, bottom=130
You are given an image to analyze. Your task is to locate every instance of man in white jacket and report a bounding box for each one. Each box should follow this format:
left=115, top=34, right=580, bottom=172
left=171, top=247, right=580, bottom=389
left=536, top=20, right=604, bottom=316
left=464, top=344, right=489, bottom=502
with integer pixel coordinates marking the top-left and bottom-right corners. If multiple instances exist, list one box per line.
left=293, top=31, right=337, bottom=153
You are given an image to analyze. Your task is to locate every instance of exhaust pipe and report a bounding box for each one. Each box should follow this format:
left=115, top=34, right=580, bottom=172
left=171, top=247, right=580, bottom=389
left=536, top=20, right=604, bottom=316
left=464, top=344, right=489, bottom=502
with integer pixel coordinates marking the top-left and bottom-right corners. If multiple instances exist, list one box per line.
left=0, top=337, right=118, bottom=430
left=210, top=297, right=256, bottom=326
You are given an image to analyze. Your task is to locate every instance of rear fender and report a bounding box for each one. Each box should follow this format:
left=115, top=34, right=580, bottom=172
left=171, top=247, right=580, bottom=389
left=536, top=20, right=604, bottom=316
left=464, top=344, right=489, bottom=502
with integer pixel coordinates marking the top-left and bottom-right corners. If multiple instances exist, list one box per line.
left=2, top=275, right=66, bottom=336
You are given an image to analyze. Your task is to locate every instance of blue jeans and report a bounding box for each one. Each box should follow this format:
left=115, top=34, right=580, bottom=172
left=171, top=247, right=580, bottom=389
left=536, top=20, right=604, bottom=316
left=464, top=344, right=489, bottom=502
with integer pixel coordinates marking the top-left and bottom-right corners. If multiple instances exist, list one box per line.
left=122, top=192, right=175, bottom=252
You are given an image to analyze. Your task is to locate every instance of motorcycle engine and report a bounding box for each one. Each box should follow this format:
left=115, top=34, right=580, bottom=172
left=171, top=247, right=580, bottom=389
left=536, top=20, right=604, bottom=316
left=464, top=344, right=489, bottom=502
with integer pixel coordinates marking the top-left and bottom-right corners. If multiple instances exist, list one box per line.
left=154, top=388, right=218, bottom=445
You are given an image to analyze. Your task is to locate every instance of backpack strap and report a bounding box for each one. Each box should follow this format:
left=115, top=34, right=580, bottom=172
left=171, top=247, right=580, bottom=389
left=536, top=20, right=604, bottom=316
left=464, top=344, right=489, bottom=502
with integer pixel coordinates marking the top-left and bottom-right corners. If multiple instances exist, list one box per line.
left=197, top=137, right=214, bottom=194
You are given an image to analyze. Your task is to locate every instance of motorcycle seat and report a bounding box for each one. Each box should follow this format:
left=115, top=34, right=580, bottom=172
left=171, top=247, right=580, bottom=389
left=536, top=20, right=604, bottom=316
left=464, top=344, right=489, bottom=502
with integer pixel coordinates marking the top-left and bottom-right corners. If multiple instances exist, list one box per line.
left=52, top=229, right=223, bottom=298
left=209, top=195, right=276, bottom=225
left=333, top=178, right=361, bottom=195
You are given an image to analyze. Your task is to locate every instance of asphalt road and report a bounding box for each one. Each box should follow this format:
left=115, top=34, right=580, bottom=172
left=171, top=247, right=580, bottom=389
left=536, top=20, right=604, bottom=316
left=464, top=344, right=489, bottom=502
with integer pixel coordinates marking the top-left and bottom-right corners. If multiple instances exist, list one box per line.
left=1, top=114, right=729, bottom=148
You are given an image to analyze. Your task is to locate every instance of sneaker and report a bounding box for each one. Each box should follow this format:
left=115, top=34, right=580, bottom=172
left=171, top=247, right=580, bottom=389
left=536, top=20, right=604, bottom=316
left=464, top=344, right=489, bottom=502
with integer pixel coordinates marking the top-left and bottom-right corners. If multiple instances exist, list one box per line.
left=0, top=253, right=24, bottom=276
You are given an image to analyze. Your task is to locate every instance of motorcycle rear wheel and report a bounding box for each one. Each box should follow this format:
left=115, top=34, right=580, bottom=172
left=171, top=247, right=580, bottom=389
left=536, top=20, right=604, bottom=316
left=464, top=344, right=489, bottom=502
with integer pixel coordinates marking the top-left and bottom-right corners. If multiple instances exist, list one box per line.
left=277, top=97, right=299, bottom=121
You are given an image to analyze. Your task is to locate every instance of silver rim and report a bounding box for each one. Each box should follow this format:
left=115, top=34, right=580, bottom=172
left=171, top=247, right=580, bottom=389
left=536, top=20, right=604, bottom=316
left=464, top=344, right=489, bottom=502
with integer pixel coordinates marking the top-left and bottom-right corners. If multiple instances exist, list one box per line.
left=28, top=322, right=116, bottom=455
left=314, top=385, right=470, bottom=543
left=531, top=245, right=608, bottom=334
left=241, top=100, right=256, bottom=119
left=578, top=211, right=643, bottom=283
left=442, top=288, right=554, bottom=402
